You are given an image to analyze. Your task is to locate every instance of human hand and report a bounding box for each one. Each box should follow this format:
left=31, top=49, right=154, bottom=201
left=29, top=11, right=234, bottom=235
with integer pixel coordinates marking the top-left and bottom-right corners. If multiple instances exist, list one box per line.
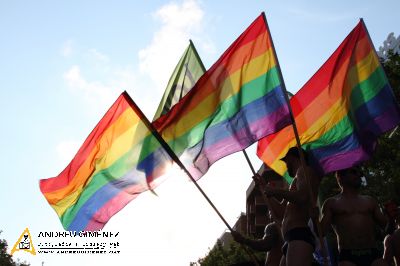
left=253, top=173, right=263, bottom=185
left=263, top=185, right=278, bottom=197
left=231, top=230, right=245, bottom=243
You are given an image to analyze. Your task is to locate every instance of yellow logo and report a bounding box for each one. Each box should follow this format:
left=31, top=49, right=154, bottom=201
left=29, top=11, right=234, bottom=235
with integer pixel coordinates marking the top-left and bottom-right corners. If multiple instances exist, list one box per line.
left=10, top=228, right=36, bottom=255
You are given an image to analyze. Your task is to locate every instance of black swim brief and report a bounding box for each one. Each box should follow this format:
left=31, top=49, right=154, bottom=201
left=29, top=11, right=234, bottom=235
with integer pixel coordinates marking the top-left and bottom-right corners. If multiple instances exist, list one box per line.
left=338, top=248, right=383, bottom=266
left=282, top=227, right=316, bottom=255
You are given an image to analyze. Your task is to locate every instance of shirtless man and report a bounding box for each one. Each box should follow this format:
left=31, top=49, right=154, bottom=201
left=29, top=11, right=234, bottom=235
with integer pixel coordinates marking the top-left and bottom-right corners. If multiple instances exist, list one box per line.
left=263, top=147, right=321, bottom=266
left=231, top=213, right=283, bottom=266
left=384, top=206, right=400, bottom=265
left=320, top=167, right=388, bottom=266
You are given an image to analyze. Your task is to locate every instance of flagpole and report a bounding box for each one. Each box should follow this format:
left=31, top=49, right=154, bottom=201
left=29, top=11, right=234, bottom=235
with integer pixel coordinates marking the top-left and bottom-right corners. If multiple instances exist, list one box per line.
left=261, top=12, right=329, bottom=266
left=125, top=92, right=232, bottom=228
left=124, top=91, right=260, bottom=266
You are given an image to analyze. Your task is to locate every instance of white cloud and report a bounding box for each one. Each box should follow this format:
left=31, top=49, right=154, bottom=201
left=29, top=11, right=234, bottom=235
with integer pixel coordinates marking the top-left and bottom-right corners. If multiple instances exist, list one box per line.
left=62, top=62, right=137, bottom=113
left=61, top=39, right=74, bottom=57
left=138, top=0, right=210, bottom=92
left=63, top=65, right=117, bottom=108
left=88, top=48, right=109, bottom=62
left=61, top=0, right=214, bottom=118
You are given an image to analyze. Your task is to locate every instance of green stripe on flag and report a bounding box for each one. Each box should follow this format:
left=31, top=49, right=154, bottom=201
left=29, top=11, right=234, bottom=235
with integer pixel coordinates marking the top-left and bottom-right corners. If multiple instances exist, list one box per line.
left=153, top=40, right=206, bottom=120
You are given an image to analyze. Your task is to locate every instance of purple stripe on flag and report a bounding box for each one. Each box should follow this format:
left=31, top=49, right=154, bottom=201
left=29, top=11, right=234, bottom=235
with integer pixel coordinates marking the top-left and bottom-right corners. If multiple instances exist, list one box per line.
left=318, top=146, right=372, bottom=174
left=186, top=103, right=291, bottom=178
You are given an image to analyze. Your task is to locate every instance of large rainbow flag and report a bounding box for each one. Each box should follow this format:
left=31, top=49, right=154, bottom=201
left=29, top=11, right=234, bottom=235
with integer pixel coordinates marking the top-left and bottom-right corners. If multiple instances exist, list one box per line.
left=257, top=20, right=400, bottom=182
left=40, top=92, right=173, bottom=231
left=153, top=13, right=291, bottom=179
left=40, top=13, right=291, bottom=231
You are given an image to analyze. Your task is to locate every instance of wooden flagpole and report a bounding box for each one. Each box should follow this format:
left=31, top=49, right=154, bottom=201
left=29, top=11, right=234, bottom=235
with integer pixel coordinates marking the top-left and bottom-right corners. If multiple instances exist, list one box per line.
left=124, top=92, right=260, bottom=266
left=261, top=13, right=329, bottom=266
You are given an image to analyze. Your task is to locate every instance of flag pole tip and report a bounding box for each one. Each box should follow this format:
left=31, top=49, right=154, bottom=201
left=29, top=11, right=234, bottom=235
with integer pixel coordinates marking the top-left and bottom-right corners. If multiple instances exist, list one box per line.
left=149, top=188, right=159, bottom=197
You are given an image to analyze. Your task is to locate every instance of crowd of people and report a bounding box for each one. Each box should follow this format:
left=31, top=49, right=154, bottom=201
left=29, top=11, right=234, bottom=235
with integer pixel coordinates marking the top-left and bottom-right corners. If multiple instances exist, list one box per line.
left=231, top=147, right=400, bottom=266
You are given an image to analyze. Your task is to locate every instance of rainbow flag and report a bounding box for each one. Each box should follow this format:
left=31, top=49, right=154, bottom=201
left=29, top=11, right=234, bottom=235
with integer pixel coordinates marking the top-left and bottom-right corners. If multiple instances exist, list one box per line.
left=40, top=92, right=173, bottom=231
left=257, top=20, right=400, bottom=182
left=40, top=13, right=291, bottom=231
left=152, top=13, right=291, bottom=179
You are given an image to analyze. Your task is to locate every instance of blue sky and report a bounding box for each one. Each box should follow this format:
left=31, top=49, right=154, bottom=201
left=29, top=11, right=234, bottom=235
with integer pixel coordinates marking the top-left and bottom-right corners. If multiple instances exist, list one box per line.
left=0, top=1, right=398, bottom=265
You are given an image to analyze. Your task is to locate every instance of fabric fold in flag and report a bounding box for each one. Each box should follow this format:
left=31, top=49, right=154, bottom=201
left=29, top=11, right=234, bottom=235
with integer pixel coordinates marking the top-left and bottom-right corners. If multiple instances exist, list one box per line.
left=40, top=92, right=173, bottom=231
left=153, top=12, right=291, bottom=179
left=257, top=20, right=400, bottom=182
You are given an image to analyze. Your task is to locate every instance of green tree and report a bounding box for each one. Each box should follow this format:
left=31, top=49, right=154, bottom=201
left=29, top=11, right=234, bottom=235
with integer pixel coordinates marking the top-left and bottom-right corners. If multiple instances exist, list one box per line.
left=0, top=231, right=30, bottom=266
left=192, top=239, right=265, bottom=265
left=197, top=240, right=230, bottom=266
left=0, top=231, right=14, bottom=266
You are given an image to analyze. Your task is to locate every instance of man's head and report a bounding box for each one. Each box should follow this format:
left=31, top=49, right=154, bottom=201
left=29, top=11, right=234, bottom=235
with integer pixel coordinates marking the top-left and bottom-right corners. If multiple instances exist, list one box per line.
left=280, top=147, right=308, bottom=177
left=335, top=166, right=363, bottom=189
left=385, top=201, right=400, bottom=224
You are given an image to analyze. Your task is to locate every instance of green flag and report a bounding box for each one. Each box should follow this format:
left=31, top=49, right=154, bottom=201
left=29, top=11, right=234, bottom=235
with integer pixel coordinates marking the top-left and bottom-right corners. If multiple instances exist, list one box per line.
left=153, top=40, right=205, bottom=120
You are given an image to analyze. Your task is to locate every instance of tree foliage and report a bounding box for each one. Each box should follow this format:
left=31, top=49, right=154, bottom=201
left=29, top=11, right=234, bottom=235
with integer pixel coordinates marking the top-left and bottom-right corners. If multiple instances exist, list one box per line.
left=192, top=240, right=264, bottom=266
left=0, top=231, right=14, bottom=266
left=0, top=231, right=30, bottom=266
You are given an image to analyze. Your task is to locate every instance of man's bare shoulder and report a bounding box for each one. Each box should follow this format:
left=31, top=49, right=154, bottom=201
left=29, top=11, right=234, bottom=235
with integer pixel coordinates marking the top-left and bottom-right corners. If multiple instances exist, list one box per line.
left=296, top=165, right=320, bottom=190
left=265, top=222, right=279, bottom=234
left=359, top=194, right=379, bottom=207
left=297, top=165, right=319, bottom=178
left=359, top=194, right=377, bottom=202
left=394, top=228, right=400, bottom=240
left=325, top=194, right=342, bottom=202
left=324, top=194, right=339, bottom=205
left=264, top=222, right=281, bottom=243
left=392, top=228, right=400, bottom=251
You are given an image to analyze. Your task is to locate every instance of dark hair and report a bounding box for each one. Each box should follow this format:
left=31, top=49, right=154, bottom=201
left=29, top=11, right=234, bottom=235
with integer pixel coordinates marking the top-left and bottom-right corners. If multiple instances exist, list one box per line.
left=335, top=167, right=362, bottom=178
left=281, top=147, right=309, bottom=164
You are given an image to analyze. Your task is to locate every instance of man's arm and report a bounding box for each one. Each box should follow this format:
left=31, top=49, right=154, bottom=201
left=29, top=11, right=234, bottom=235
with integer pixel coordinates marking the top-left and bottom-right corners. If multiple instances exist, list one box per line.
left=267, top=197, right=286, bottom=222
left=231, top=224, right=280, bottom=251
left=231, top=226, right=278, bottom=252
left=320, top=198, right=334, bottom=236
left=371, top=198, right=391, bottom=234
left=253, top=174, right=286, bottom=221
left=264, top=169, right=314, bottom=205
left=264, top=186, right=308, bottom=205
left=383, top=235, right=395, bottom=265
